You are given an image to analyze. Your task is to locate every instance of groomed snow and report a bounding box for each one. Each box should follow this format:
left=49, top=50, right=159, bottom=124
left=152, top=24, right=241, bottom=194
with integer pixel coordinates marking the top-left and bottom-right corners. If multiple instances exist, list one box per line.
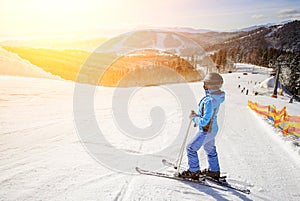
left=0, top=64, right=300, bottom=201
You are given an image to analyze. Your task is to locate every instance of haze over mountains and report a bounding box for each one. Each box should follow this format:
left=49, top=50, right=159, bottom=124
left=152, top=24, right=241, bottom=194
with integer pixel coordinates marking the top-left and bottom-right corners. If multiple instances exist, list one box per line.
left=1, top=20, right=298, bottom=52
left=0, top=20, right=299, bottom=92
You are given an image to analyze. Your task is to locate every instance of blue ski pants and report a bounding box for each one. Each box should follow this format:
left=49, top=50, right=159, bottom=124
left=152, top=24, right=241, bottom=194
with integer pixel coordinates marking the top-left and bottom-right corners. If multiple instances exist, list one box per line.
left=186, top=130, right=220, bottom=172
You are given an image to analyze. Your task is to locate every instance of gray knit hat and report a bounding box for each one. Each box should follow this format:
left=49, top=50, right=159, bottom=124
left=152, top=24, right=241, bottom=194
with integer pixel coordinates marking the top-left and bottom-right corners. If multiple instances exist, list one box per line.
left=203, top=73, right=223, bottom=90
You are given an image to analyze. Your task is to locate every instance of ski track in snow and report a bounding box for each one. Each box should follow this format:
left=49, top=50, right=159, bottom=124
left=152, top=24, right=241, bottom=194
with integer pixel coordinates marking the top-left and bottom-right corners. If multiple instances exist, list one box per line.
left=0, top=64, right=300, bottom=200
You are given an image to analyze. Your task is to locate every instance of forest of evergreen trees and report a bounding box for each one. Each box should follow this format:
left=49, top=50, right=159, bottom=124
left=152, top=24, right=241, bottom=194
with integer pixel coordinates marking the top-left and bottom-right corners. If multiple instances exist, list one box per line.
left=208, top=21, right=300, bottom=96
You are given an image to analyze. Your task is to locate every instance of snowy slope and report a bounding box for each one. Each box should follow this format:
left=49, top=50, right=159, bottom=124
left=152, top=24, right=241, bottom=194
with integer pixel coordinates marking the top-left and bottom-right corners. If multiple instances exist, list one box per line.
left=0, top=47, right=61, bottom=80
left=0, top=64, right=300, bottom=200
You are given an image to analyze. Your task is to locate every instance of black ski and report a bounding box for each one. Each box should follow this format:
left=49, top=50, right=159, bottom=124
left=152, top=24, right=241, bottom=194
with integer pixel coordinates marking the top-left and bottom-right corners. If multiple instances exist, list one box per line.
left=205, top=176, right=250, bottom=194
left=136, top=167, right=227, bottom=192
left=162, top=159, right=250, bottom=194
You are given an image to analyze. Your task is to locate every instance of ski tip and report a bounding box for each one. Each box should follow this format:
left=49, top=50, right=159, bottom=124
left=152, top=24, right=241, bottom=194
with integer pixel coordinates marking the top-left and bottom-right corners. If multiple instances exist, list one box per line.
left=244, top=189, right=251, bottom=194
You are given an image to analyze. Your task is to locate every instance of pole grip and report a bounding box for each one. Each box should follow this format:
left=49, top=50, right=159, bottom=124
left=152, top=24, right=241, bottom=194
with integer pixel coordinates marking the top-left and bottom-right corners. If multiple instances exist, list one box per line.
left=191, top=110, right=197, bottom=127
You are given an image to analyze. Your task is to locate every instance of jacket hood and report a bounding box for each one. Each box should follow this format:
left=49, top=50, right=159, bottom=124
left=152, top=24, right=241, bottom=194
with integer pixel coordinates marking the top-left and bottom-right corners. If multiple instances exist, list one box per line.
left=206, top=90, right=225, bottom=105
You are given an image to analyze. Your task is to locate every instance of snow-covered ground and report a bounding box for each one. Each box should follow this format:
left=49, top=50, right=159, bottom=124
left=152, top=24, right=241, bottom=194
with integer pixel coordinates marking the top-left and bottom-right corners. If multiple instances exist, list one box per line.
left=1, top=64, right=300, bottom=201
left=0, top=47, right=61, bottom=80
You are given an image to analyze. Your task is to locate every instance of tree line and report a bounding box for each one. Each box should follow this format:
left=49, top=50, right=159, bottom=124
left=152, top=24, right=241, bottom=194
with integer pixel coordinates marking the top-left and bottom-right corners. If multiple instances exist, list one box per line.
left=210, top=46, right=299, bottom=95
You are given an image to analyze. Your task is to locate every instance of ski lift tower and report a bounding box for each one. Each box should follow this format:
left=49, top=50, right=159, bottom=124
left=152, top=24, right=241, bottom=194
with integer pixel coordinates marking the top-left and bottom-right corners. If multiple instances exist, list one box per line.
left=271, top=65, right=281, bottom=98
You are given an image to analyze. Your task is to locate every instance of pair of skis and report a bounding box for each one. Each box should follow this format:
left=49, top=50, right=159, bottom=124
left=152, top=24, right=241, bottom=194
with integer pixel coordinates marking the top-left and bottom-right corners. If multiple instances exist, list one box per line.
left=136, top=159, right=251, bottom=194
left=135, top=119, right=250, bottom=194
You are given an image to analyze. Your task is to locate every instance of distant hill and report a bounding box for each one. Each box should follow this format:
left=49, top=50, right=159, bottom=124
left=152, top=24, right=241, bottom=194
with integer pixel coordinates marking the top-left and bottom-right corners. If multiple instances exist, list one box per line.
left=266, top=21, right=300, bottom=52
left=208, top=20, right=300, bottom=52
left=0, top=47, right=61, bottom=80
left=0, top=37, right=109, bottom=52
left=207, top=20, right=300, bottom=95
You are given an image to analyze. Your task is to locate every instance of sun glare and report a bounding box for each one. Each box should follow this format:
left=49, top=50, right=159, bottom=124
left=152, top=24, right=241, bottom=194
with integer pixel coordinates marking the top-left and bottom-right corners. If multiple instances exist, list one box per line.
left=1, top=0, right=185, bottom=37
left=20, top=0, right=127, bottom=35
left=32, top=0, right=82, bottom=17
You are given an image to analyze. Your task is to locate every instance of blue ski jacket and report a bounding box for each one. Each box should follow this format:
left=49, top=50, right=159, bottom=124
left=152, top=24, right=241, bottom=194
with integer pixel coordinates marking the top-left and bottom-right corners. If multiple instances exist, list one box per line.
left=192, top=90, right=225, bottom=133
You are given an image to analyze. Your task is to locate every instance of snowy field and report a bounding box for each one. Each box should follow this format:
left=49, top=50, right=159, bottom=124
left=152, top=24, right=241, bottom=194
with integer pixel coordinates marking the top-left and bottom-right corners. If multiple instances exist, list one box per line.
left=1, top=64, right=300, bottom=201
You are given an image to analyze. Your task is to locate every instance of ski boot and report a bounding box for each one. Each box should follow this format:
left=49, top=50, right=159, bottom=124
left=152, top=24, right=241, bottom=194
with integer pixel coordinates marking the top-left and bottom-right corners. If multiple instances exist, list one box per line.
left=200, top=168, right=221, bottom=180
left=178, top=169, right=202, bottom=180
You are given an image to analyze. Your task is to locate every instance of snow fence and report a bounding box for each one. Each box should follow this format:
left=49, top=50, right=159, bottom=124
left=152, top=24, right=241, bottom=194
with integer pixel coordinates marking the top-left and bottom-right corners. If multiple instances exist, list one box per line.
left=248, top=100, right=300, bottom=137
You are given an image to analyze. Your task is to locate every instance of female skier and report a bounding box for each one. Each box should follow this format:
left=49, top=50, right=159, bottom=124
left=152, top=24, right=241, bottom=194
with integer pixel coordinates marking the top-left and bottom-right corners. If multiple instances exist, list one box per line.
left=179, top=73, right=225, bottom=180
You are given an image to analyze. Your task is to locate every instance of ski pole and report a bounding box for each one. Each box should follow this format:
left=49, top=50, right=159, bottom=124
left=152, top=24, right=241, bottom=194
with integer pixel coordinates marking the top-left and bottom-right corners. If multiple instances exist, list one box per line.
left=175, top=118, right=193, bottom=172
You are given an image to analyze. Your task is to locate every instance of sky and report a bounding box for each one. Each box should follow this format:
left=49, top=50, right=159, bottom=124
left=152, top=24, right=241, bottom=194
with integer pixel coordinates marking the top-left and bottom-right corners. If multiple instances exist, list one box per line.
left=0, top=0, right=300, bottom=38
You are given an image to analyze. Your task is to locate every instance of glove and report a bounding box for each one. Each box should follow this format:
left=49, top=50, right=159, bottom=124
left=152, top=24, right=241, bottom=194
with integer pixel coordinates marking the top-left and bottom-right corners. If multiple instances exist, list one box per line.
left=189, top=110, right=197, bottom=119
